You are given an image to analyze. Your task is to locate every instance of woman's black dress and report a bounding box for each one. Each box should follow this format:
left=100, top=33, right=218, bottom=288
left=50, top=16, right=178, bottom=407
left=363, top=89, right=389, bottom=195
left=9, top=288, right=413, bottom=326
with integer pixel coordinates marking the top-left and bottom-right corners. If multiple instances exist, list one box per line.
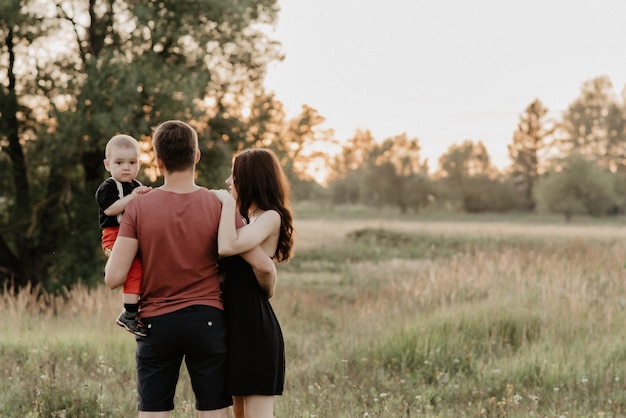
left=220, top=255, right=285, bottom=396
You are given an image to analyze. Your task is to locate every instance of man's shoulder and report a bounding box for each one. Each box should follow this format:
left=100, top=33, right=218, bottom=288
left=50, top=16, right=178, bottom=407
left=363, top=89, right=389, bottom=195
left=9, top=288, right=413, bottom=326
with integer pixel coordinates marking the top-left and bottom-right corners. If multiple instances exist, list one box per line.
left=192, top=187, right=222, bottom=206
left=185, top=186, right=215, bottom=198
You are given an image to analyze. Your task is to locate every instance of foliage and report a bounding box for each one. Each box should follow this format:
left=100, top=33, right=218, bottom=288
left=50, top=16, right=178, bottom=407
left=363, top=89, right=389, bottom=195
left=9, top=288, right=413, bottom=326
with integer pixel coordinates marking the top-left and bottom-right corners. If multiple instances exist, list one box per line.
left=457, top=175, right=524, bottom=213
left=435, top=141, right=523, bottom=212
left=401, top=172, right=437, bottom=212
left=437, top=140, right=494, bottom=181
left=0, top=0, right=281, bottom=290
left=508, top=99, right=551, bottom=210
left=322, top=76, right=625, bottom=218
left=557, top=75, right=626, bottom=172
left=328, top=132, right=432, bottom=212
left=534, top=153, right=621, bottom=220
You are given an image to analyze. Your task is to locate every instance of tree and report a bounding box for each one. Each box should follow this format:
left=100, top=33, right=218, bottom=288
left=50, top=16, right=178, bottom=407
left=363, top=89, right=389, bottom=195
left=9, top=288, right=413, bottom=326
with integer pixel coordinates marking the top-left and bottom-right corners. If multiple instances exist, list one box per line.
left=275, top=105, right=329, bottom=180
left=0, top=0, right=62, bottom=287
left=534, top=154, right=620, bottom=221
left=254, top=104, right=334, bottom=199
left=370, top=134, right=428, bottom=212
left=334, top=129, right=378, bottom=175
left=402, top=173, right=437, bottom=212
left=245, top=92, right=287, bottom=149
left=508, top=99, right=550, bottom=210
left=0, top=0, right=280, bottom=289
left=436, top=140, right=496, bottom=211
left=327, top=129, right=373, bottom=203
left=558, top=76, right=626, bottom=172
left=329, top=132, right=430, bottom=212
left=437, top=140, right=494, bottom=180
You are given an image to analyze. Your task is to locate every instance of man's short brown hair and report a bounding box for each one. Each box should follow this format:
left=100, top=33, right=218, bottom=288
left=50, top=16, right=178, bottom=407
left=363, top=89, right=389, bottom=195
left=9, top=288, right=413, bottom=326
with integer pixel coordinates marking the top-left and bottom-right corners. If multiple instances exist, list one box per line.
left=152, top=120, right=199, bottom=172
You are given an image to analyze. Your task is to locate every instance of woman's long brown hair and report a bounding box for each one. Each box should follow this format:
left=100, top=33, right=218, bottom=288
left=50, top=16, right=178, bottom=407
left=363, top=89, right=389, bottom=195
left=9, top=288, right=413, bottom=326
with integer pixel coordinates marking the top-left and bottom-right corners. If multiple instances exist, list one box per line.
left=232, top=148, right=294, bottom=262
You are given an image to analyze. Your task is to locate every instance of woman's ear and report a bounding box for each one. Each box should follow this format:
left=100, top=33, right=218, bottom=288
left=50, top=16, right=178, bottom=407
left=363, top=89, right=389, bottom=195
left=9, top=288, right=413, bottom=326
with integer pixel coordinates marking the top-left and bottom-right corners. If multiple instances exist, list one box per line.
left=195, top=149, right=201, bottom=163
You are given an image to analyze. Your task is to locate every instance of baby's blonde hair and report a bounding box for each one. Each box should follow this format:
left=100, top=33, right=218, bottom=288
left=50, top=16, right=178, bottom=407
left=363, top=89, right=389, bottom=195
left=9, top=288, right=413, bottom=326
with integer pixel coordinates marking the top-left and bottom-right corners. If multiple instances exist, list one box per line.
left=105, top=134, right=140, bottom=159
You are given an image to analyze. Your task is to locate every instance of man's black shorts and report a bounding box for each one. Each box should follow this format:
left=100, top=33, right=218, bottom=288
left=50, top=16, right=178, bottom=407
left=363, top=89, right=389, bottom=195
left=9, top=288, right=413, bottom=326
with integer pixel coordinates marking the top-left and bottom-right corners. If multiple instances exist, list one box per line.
left=136, top=305, right=233, bottom=411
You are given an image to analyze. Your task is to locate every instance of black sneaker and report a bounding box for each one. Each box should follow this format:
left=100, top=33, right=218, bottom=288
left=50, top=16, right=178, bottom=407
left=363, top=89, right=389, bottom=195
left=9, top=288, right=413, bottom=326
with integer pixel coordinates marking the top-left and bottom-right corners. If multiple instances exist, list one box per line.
left=116, top=310, right=148, bottom=337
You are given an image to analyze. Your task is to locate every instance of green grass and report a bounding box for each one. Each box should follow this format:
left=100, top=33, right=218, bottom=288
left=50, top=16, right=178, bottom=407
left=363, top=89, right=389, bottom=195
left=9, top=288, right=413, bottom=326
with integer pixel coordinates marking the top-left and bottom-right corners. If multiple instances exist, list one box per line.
left=3, top=212, right=626, bottom=416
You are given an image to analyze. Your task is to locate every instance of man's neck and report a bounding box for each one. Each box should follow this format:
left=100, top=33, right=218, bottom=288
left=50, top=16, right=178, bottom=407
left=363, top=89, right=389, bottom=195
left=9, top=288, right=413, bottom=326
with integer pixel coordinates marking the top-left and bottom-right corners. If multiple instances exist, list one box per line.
left=160, top=170, right=199, bottom=194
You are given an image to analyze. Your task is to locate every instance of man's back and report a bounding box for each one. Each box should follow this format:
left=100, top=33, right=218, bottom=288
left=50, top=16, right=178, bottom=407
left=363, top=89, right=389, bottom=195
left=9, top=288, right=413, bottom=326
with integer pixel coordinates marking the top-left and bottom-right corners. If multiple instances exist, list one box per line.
left=120, top=187, right=223, bottom=318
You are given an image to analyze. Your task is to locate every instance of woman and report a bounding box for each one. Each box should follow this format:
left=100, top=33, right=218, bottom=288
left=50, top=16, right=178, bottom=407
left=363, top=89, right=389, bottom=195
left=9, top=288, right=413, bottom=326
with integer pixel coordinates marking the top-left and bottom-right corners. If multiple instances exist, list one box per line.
left=212, top=148, right=295, bottom=418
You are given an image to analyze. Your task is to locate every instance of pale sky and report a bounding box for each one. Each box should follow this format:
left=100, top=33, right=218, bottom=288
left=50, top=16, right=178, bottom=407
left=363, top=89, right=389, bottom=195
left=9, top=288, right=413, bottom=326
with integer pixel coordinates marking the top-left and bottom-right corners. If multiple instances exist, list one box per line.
left=263, top=0, right=626, bottom=170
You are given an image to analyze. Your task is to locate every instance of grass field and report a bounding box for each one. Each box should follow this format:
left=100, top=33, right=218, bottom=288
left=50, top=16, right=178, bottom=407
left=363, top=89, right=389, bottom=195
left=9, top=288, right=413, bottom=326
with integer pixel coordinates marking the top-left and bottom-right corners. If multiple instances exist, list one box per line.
left=3, top=208, right=626, bottom=417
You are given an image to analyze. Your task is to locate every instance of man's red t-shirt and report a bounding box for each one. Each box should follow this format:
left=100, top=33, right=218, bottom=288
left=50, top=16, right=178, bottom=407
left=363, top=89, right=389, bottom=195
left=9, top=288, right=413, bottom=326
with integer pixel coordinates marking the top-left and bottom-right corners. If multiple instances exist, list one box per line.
left=119, top=187, right=223, bottom=318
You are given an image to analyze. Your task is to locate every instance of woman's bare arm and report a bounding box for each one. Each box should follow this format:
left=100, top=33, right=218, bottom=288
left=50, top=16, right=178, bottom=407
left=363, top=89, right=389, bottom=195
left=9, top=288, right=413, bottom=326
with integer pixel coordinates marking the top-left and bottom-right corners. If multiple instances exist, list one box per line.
left=239, top=247, right=277, bottom=298
left=213, top=189, right=280, bottom=256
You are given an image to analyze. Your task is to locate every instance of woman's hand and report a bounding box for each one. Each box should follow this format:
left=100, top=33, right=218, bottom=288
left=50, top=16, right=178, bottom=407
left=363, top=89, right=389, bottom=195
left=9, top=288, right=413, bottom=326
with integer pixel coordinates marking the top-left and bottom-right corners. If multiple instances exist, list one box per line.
left=211, top=189, right=235, bottom=203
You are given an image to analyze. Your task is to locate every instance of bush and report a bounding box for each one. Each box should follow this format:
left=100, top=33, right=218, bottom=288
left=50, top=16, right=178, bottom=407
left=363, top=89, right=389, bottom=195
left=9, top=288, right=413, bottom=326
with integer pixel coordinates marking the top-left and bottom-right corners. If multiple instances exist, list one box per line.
left=534, top=154, right=620, bottom=220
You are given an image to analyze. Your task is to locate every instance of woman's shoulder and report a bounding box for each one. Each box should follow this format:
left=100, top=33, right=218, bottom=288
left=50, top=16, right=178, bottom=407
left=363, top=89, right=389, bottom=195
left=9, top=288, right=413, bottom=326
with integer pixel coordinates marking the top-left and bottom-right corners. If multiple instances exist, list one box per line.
left=256, top=209, right=281, bottom=226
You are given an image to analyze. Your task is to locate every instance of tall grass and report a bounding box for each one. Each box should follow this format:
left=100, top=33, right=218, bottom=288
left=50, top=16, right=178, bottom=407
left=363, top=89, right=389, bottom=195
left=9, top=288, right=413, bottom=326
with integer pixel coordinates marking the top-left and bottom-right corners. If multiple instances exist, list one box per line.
left=3, top=213, right=626, bottom=416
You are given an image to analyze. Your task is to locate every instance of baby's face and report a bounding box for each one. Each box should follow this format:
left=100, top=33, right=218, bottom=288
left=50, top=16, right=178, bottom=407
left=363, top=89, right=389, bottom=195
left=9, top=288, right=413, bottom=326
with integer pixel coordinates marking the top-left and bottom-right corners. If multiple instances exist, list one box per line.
left=104, top=146, right=141, bottom=182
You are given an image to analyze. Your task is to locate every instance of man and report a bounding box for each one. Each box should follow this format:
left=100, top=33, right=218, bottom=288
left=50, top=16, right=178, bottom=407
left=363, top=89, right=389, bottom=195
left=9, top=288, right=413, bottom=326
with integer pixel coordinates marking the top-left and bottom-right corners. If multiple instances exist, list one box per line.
left=105, top=120, right=276, bottom=418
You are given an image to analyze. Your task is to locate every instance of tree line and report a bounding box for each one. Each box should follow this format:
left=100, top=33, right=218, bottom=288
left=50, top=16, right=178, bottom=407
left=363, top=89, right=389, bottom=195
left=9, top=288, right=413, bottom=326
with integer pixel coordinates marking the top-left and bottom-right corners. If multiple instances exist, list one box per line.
left=1, top=1, right=625, bottom=290
left=327, top=75, right=626, bottom=219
